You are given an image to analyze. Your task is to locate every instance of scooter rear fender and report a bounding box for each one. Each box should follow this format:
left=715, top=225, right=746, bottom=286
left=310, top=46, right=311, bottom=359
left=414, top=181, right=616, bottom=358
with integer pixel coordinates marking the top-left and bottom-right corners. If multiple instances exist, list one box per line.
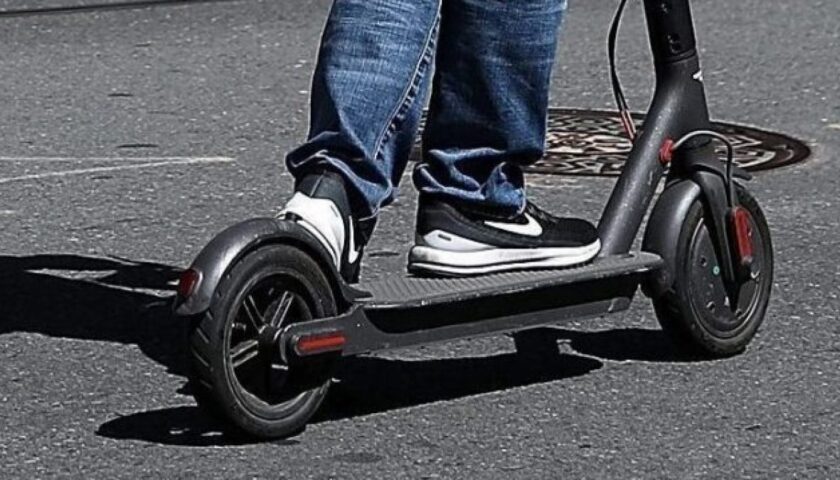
left=173, top=218, right=366, bottom=317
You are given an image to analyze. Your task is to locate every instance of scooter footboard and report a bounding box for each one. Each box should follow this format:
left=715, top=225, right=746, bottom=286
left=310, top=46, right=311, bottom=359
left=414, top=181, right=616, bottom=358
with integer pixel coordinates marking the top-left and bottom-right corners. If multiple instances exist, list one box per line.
left=281, top=253, right=663, bottom=358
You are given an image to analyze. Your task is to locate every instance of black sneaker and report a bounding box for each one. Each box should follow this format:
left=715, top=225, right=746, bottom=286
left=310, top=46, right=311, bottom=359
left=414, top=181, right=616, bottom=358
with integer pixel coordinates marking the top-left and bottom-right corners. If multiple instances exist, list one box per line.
left=408, top=197, right=601, bottom=276
left=278, top=171, right=374, bottom=283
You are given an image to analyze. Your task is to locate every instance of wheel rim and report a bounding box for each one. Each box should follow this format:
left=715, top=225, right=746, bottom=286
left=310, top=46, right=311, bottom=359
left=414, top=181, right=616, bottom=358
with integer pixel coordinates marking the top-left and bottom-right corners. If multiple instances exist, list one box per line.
left=224, top=272, right=322, bottom=419
left=687, top=210, right=770, bottom=339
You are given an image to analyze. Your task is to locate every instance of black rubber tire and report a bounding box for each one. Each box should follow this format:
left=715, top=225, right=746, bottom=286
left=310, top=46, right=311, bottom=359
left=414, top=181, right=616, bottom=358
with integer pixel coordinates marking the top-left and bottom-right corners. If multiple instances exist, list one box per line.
left=187, top=244, right=337, bottom=439
left=653, top=185, right=773, bottom=357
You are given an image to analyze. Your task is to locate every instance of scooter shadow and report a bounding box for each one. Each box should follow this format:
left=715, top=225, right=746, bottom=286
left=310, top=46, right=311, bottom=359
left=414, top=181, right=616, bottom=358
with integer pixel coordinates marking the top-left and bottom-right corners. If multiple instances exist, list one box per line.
left=96, top=329, right=700, bottom=447
left=96, top=350, right=607, bottom=447
left=0, top=254, right=694, bottom=447
left=0, top=254, right=185, bottom=375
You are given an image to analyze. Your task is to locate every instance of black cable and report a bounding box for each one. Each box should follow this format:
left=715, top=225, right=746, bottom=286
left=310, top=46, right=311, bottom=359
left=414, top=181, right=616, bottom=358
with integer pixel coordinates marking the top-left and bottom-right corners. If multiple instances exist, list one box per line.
left=608, top=0, right=636, bottom=139
left=671, top=130, right=737, bottom=208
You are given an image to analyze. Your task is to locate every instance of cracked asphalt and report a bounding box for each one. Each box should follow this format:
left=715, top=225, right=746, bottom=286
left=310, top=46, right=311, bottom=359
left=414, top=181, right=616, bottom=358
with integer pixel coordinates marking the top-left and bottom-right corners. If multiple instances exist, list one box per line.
left=0, top=0, right=838, bottom=478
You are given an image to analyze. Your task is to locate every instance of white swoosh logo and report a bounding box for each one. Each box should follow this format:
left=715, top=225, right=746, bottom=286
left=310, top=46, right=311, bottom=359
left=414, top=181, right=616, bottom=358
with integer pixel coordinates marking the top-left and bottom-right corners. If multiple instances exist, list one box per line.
left=484, top=213, right=543, bottom=237
left=347, top=218, right=361, bottom=264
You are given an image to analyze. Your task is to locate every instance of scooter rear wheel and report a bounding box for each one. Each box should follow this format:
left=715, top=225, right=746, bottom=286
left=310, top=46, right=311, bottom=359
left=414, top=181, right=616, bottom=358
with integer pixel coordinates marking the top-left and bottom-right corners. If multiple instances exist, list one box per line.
left=187, top=244, right=337, bottom=438
left=653, top=184, right=773, bottom=357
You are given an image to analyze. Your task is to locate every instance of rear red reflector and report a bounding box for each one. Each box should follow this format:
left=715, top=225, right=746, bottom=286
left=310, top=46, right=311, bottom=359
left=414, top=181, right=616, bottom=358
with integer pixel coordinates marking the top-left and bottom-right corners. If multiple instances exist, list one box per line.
left=177, top=268, right=201, bottom=298
left=295, top=331, right=346, bottom=356
left=730, top=207, right=754, bottom=267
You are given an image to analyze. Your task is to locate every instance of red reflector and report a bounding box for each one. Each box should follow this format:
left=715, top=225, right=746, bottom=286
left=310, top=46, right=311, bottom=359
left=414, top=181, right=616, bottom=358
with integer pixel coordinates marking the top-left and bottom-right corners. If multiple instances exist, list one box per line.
left=295, top=331, right=346, bottom=356
left=177, top=268, right=201, bottom=298
left=731, top=207, right=754, bottom=267
left=659, top=138, right=675, bottom=164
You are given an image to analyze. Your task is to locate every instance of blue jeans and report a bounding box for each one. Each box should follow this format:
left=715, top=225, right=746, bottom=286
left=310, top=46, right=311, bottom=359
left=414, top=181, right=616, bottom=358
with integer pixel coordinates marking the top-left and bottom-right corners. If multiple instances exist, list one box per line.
left=286, top=0, right=567, bottom=220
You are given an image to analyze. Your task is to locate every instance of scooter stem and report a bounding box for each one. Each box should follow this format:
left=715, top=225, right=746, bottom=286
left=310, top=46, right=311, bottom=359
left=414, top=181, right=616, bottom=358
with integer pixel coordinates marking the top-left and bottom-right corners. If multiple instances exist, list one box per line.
left=597, top=0, right=713, bottom=255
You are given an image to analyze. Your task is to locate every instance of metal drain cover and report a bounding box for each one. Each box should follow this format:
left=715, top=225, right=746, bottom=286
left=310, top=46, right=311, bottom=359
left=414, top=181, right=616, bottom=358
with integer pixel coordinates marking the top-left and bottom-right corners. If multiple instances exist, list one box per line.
left=415, top=108, right=810, bottom=177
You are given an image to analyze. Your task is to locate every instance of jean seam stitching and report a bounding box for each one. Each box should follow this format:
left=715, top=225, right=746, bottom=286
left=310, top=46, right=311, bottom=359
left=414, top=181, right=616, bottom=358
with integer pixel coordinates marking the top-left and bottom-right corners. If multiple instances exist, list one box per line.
left=371, top=2, right=441, bottom=170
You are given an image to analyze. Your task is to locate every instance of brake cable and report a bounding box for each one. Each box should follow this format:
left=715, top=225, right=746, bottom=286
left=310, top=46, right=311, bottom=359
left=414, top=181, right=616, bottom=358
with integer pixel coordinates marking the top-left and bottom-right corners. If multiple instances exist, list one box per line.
left=608, top=0, right=737, bottom=207
left=670, top=130, right=738, bottom=209
left=608, top=0, right=636, bottom=140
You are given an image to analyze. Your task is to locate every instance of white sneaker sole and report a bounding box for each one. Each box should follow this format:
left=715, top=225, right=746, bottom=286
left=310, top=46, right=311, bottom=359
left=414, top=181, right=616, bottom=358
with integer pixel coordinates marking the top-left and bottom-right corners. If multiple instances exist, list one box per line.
left=408, top=239, right=602, bottom=276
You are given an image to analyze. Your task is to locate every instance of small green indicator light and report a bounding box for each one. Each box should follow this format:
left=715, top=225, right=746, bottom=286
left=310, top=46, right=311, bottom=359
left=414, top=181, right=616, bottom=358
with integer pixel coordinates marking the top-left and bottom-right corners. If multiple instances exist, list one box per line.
left=713, top=266, right=721, bottom=276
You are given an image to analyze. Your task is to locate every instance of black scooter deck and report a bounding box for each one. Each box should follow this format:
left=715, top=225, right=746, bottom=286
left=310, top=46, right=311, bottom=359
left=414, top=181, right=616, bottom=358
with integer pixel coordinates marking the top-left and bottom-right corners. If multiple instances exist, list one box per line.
left=282, top=253, right=663, bottom=357
left=360, top=252, right=663, bottom=310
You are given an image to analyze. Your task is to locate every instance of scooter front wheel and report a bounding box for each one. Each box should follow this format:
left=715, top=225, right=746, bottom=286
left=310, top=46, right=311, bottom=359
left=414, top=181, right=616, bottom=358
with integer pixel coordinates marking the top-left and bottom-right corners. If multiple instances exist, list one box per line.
left=653, top=184, right=773, bottom=357
left=187, top=244, right=337, bottom=438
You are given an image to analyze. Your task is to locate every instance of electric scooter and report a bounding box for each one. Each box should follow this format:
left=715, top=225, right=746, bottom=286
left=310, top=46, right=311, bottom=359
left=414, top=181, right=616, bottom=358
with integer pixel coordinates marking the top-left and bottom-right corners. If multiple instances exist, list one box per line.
left=174, top=0, right=774, bottom=439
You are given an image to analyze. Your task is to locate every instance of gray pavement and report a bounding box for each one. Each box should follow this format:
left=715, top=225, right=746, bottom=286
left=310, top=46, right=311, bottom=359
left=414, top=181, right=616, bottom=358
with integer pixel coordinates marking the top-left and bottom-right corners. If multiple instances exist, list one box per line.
left=0, top=0, right=838, bottom=478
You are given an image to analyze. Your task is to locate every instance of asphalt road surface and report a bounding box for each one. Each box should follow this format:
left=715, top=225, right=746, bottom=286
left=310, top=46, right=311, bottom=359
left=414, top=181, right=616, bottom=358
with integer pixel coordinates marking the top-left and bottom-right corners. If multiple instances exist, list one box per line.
left=1, top=0, right=838, bottom=478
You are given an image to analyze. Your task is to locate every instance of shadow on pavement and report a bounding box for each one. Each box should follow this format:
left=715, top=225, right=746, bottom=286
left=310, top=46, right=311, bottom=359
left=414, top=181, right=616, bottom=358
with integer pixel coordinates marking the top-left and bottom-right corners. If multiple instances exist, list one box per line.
left=548, top=327, right=690, bottom=363
left=96, top=351, right=605, bottom=447
left=0, top=254, right=694, bottom=447
left=0, top=254, right=185, bottom=374
left=94, top=330, right=705, bottom=446
left=323, top=350, right=603, bottom=420
left=96, top=405, right=302, bottom=447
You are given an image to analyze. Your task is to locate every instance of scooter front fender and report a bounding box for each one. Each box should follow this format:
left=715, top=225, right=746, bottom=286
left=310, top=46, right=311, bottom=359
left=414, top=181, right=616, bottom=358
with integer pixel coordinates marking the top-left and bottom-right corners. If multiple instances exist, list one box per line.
left=641, top=180, right=702, bottom=299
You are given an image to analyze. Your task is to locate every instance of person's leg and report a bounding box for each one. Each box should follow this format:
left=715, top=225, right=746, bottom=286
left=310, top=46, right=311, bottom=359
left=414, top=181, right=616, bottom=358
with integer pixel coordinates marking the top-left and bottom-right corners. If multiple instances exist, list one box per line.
left=281, top=0, right=440, bottom=282
left=286, top=0, right=440, bottom=220
left=414, top=0, right=566, bottom=215
left=409, top=0, right=601, bottom=276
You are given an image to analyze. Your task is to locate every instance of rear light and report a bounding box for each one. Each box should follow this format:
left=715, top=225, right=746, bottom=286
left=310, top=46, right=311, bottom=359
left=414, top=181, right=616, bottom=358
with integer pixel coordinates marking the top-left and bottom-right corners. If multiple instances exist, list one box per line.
left=730, top=207, right=754, bottom=268
left=295, top=331, right=346, bottom=356
left=177, top=268, right=202, bottom=298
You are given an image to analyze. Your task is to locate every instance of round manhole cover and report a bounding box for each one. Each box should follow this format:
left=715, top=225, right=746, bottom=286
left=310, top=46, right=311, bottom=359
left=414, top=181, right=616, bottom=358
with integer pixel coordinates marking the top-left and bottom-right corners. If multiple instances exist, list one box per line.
left=416, top=108, right=810, bottom=177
